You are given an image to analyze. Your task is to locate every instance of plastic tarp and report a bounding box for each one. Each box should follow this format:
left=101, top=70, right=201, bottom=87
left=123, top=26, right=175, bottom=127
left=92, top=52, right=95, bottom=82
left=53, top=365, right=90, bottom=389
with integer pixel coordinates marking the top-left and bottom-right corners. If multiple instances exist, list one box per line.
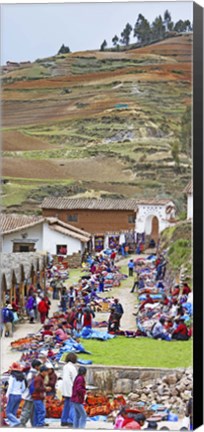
left=182, top=302, right=193, bottom=316
left=55, top=338, right=91, bottom=361
left=87, top=415, right=108, bottom=422
left=77, top=359, right=93, bottom=365
left=80, top=327, right=116, bottom=340
left=139, top=294, right=163, bottom=301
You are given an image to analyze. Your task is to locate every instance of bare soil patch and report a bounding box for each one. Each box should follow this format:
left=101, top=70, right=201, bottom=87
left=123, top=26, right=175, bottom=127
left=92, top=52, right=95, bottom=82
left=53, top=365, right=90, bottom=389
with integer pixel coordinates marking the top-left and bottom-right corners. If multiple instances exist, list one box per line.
left=2, top=130, right=58, bottom=151
left=2, top=155, right=133, bottom=182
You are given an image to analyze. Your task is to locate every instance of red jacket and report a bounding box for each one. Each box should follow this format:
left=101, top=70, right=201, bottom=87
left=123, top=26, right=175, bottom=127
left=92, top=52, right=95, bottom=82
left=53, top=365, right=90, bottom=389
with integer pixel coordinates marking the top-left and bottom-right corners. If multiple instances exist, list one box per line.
left=173, top=323, right=188, bottom=336
left=38, top=300, right=49, bottom=314
left=32, top=373, right=46, bottom=400
left=83, top=313, right=92, bottom=327
left=71, top=375, right=86, bottom=404
left=182, top=286, right=191, bottom=295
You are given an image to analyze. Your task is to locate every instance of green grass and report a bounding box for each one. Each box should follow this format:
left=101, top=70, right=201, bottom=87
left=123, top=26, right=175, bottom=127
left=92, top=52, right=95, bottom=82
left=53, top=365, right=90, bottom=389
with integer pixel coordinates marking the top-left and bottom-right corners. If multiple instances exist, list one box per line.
left=67, top=265, right=192, bottom=369
left=77, top=337, right=192, bottom=368
left=1, top=183, right=35, bottom=207
left=1, top=178, right=74, bottom=207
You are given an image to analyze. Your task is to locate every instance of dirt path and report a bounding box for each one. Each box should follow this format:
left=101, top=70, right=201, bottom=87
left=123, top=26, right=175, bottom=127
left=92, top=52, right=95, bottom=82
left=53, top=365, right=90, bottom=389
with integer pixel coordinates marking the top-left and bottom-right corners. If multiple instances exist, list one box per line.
left=95, top=253, right=150, bottom=331
left=0, top=254, right=145, bottom=371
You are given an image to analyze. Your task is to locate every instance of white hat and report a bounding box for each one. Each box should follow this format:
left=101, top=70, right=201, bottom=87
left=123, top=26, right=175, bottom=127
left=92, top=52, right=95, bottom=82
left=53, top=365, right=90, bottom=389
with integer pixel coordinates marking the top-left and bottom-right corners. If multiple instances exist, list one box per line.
left=45, top=361, right=54, bottom=369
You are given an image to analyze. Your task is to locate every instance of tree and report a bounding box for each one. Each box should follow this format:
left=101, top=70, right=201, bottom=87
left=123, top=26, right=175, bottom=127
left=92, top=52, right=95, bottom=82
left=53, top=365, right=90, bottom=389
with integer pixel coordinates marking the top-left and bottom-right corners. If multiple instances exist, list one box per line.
left=112, top=35, right=119, bottom=47
left=152, top=15, right=165, bottom=40
left=134, top=14, right=151, bottom=45
left=164, top=9, right=171, bottom=30
left=168, top=21, right=174, bottom=31
left=100, top=40, right=107, bottom=51
left=171, top=141, right=180, bottom=171
left=184, top=20, right=192, bottom=31
left=174, top=20, right=186, bottom=32
left=120, top=23, right=133, bottom=46
left=58, top=44, right=70, bottom=54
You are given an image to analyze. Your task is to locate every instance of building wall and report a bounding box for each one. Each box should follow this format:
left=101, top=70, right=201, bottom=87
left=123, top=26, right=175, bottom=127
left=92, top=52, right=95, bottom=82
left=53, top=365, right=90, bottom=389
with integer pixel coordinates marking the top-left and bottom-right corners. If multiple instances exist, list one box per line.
left=2, top=223, right=85, bottom=256
left=136, top=204, right=175, bottom=235
left=42, top=209, right=136, bottom=234
left=42, top=223, right=84, bottom=255
left=2, top=224, right=43, bottom=253
left=187, top=194, right=193, bottom=219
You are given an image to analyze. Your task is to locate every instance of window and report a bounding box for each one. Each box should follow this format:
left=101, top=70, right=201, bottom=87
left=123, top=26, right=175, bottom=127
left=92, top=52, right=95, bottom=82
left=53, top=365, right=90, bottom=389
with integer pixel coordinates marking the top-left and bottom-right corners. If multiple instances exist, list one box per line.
left=13, top=243, right=35, bottom=252
left=67, top=214, right=78, bottom=222
left=19, top=245, right=30, bottom=252
left=128, top=215, right=136, bottom=223
left=56, top=245, right=67, bottom=255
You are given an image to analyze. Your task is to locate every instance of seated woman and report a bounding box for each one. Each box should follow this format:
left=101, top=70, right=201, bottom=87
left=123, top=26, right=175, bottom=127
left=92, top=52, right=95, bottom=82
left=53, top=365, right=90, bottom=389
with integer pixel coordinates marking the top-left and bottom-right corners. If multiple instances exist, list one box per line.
left=151, top=317, right=171, bottom=341
left=55, top=324, right=69, bottom=342
left=172, top=318, right=189, bottom=341
left=139, top=294, right=154, bottom=312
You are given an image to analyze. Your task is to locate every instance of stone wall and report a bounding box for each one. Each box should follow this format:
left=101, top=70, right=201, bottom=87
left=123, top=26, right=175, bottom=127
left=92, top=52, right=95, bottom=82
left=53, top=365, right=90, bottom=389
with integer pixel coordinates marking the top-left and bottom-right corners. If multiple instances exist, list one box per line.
left=86, top=365, right=192, bottom=416
left=53, top=252, right=81, bottom=269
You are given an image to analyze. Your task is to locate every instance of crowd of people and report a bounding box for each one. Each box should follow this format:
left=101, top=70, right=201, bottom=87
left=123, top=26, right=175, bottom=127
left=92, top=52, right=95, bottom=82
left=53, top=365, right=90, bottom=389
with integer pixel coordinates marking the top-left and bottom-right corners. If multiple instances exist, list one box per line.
left=3, top=352, right=88, bottom=428
left=128, top=255, right=192, bottom=342
left=1, top=244, right=193, bottom=429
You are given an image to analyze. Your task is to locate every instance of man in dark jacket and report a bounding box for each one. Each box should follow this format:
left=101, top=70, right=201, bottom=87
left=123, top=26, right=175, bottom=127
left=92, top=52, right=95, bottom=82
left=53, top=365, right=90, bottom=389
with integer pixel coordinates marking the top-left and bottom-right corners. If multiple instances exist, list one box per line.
left=2, top=304, right=14, bottom=337
left=112, top=298, right=124, bottom=329
left=32, top=365, right=48, bottom=427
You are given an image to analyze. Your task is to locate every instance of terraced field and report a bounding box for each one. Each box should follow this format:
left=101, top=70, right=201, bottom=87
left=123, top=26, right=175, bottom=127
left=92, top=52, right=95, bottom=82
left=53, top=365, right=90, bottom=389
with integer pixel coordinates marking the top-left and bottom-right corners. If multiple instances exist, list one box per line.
left=1, top=34, right=192, bottom=214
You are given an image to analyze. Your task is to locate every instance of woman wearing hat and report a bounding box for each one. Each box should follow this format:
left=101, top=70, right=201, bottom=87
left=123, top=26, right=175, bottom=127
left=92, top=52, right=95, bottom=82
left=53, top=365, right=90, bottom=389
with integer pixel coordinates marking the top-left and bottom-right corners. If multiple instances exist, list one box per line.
left=6, top=362, right=26, bottom=427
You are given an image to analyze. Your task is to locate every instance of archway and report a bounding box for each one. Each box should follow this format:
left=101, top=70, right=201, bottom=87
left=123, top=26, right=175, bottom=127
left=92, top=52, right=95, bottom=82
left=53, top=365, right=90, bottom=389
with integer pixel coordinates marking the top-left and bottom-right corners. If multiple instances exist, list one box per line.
left=144, top=214, right=159, bottom=242
left=151, top=216, right=159, bottom=241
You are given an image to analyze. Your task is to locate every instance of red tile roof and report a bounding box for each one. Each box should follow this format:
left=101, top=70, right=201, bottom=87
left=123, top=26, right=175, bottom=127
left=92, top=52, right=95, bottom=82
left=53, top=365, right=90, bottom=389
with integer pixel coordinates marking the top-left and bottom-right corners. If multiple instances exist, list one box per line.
left=0, top=214, right=44, bottom=235
left=41, top=197, right=172, bottom=211
left=0, top=214, right=91, bottom=242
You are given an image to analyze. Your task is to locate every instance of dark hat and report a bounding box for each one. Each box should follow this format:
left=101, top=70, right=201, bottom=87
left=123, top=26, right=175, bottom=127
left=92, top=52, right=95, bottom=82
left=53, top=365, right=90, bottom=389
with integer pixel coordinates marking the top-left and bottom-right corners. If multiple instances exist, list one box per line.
left=31, top=359, right=42, bottom=369
left=145, top=421, right=158, bottom=430
left=40, top=365, right=48, bottom=373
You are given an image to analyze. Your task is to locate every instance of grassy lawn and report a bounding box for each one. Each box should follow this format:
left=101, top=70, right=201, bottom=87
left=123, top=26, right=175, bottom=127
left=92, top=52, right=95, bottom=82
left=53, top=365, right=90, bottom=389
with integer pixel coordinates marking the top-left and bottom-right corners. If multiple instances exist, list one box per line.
left=67, top=267, right=192, bottom=369
left=78, top=337, right=192, bottom=369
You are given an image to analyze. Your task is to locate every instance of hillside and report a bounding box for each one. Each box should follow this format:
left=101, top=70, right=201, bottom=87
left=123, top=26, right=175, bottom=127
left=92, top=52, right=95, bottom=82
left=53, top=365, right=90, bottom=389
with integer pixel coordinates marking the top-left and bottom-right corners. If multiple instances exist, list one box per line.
left=1, top=34, right=192, bottom=214
left=160, top=221, right=192, bottom=283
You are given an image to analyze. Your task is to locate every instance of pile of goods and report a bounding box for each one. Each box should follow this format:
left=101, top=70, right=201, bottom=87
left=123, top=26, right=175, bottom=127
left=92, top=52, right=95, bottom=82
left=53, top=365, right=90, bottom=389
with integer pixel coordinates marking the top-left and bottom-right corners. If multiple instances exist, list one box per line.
left=11, top=337, right=38, bottom=351
left=45, top=396, right=64, bottom=418
left=84, top=393, right=126, bottom=417
left=42, top=393, right=127, bottom=419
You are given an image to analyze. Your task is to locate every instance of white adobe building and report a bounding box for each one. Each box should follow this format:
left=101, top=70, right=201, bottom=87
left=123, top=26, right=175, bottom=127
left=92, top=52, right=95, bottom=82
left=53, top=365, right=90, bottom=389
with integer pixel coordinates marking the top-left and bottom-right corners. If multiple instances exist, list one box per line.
left=136, top=199, right=176, bottom=241
left=184, top=181, right=193, bottom=220
left=0, top=214, right=91, bottom=255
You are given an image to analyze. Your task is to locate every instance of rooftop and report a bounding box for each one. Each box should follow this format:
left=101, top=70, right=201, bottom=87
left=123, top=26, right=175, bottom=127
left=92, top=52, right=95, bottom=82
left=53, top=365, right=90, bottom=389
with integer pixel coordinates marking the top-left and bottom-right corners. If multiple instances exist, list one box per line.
left=41, top=197, right=174, bottom=211
left=0, top=214, right=91, bottom=242
left=0, top=214, right=44, bottom=235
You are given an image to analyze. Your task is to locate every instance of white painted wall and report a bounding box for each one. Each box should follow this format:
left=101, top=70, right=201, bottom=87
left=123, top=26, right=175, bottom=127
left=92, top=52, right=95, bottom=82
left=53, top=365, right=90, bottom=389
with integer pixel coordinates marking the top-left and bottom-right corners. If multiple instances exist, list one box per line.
left=2, top=223, right=43, bottom=253
left=187, top=194, right=193, bottom=220
left=136, top=203, right=176, bottom=235
left=42, top=222, right=83, bottom=255
left=2, top=222, right=85, bottom=255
